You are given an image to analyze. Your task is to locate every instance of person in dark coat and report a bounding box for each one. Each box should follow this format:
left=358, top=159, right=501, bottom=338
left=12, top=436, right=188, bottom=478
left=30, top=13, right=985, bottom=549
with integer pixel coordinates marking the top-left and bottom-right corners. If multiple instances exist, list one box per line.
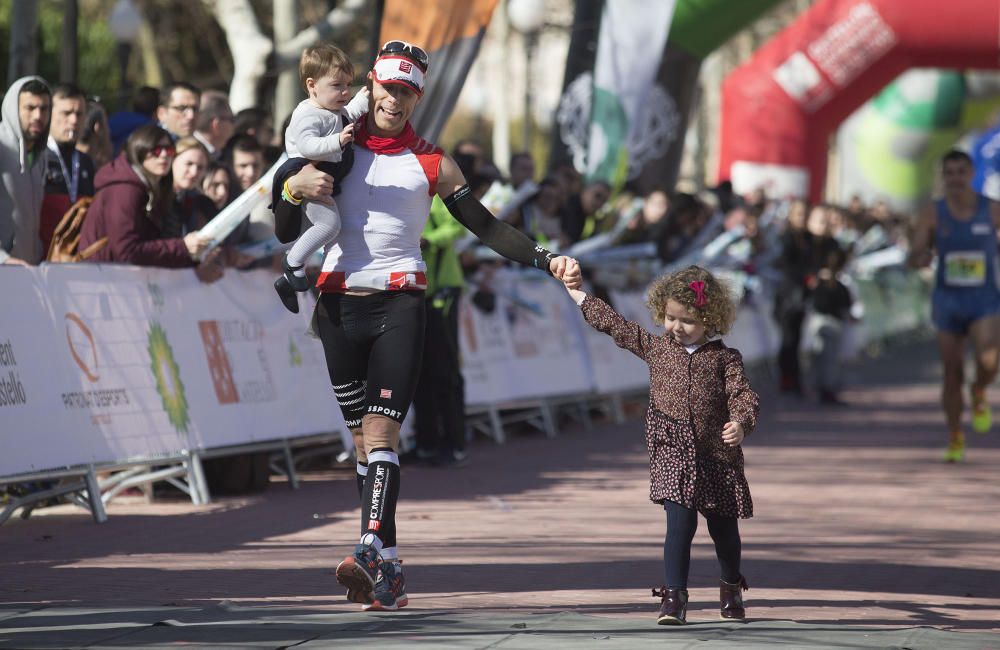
left=79, top=124, right=209, bottom=267
left=565, top=264, right=759, bottom=626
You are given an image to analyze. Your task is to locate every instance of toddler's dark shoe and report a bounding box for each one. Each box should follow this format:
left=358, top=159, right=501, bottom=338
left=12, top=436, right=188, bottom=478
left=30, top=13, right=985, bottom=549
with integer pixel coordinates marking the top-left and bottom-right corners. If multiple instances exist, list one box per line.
left=720, top=575, right=749, bottom=620
left=653, top=586, right=688, bottom=625
left=283, top=256, right=311, bottom=292
left=274, top=275, right=299, bottom=313
left=274, top=256, right=311, bottom=313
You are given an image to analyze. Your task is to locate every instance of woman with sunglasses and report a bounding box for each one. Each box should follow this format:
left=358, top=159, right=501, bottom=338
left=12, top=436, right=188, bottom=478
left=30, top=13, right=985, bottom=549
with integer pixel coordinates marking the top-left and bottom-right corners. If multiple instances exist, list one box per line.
left=79, top=124, right=210, bottom=267
left=277, top=41, right=582, bottom=612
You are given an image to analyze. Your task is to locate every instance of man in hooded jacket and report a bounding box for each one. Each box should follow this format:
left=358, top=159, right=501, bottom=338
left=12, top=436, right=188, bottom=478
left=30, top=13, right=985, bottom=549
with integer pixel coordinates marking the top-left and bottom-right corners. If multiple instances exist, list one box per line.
left=0, top=76, right=51, bottom=265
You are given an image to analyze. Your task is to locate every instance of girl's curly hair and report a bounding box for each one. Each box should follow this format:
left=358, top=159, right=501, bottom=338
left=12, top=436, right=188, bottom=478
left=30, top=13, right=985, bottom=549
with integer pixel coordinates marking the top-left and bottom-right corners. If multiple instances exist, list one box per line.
left=646, top=265, right=737, bottom=337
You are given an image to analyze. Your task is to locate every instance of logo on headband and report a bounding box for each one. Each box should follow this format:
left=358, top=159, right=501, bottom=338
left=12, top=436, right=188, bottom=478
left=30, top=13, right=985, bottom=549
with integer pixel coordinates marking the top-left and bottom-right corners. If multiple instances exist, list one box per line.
left=373, top=55, right=425, bottom=95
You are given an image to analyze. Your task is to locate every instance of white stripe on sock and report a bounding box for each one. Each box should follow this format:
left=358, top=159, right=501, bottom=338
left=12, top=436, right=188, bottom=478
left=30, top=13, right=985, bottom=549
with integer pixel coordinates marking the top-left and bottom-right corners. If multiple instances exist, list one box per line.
left=356, top=462, right=368, bottom=476
left=368, top=450, right=399, bottom=466
left=380, top=546, right=398, bottom=560
left=360, top=532, right=383, bottom=552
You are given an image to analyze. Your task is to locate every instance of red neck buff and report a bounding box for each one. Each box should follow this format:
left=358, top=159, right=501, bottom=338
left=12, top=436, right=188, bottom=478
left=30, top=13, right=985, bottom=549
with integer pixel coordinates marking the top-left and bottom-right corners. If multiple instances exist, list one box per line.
left=354, top=114, right=419, bottom=155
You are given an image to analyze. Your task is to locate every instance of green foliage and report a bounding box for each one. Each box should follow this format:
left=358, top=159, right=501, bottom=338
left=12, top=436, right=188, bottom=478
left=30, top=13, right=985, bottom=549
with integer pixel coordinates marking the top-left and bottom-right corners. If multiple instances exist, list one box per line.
left=0, top=0, right=119, bottom=108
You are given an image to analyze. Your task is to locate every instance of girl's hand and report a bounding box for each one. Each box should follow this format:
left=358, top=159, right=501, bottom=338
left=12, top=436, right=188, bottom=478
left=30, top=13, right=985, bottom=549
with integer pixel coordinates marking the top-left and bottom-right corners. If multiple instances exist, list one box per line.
left=722, top=421, right=745, bottom=446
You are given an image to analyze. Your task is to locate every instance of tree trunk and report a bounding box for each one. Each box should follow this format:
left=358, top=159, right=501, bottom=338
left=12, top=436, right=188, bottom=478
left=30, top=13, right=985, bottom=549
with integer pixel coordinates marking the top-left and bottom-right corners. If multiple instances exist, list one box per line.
left=273, top=0, right=300, bottom=129
left=61, top=0, right=79, bottom=84
left=207, top=0, right=274, bottom=112
left=207, top=0, right=368, bottom=114
left=7, top=1, right=40, bottom=86
left=273, top=0, right=370, bottom=70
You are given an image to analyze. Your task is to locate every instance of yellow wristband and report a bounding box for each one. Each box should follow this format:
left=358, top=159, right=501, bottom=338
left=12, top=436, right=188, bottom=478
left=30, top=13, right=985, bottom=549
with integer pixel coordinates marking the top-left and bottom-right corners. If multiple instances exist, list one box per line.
left=282, top=179, right=303, bottom=205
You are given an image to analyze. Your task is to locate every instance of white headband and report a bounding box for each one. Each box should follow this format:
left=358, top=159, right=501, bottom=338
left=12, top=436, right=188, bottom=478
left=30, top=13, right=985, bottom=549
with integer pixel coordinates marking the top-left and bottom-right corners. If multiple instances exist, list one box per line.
left=373, top=56, right=425, bottom=95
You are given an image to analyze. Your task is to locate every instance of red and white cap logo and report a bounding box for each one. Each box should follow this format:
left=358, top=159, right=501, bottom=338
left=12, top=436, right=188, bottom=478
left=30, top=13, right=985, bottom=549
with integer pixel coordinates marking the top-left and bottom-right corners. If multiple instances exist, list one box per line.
left=373, top=55, right=425, bottom=95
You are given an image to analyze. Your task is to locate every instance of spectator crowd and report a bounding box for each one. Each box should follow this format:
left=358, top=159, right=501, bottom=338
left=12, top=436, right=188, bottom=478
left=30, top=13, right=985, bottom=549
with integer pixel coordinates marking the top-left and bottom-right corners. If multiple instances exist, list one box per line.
left=0, top=73, right=913, bottom=471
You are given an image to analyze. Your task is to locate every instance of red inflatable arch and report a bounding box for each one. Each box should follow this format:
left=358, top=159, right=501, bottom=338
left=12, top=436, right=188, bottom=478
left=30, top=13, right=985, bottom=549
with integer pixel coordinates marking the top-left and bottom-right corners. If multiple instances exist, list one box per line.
left=718, top=0, right=1000, bottom=202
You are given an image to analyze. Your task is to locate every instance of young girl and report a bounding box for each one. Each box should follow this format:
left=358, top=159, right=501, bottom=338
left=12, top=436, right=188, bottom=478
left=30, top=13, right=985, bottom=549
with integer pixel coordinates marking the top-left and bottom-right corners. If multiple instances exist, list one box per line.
left=567, top=265, right=759, bottom=625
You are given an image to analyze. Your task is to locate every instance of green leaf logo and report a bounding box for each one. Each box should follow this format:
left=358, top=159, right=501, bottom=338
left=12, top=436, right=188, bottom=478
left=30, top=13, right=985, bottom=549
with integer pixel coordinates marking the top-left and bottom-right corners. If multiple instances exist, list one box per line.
left=147, top=322, right=189, bottom=432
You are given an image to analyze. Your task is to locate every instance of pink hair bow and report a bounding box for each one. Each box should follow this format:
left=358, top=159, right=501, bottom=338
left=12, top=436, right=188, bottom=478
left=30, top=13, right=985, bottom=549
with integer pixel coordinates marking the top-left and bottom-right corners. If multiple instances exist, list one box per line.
left=689, top=281, right=707, bottom=308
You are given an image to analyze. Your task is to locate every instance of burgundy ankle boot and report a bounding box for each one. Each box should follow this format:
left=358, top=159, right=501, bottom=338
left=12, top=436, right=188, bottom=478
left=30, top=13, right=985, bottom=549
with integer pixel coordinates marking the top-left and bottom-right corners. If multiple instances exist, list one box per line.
left=653, top=586, right=688, bottom=625
left=719, top=575, right=749, bottom=619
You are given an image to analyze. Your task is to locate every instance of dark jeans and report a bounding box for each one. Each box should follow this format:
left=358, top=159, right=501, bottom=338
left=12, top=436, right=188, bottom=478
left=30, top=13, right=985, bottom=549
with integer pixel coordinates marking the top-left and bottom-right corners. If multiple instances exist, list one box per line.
left=664, top=500, right=742, bottom=589
left=777, top=307, right=806, bottom=391
left=414, top=288, right=466, bottom=454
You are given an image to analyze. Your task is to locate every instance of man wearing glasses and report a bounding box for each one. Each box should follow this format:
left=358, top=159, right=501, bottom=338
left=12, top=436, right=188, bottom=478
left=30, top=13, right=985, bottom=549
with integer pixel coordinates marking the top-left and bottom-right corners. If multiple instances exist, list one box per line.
left=276, top=40, right=582, bottom=612
left=156, top=82, right=200, bottom=141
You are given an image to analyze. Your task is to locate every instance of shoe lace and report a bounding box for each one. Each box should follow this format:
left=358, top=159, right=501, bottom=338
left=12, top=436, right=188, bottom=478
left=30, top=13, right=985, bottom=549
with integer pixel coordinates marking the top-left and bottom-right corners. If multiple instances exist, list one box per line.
left=651, top=587, right=666, bottom=599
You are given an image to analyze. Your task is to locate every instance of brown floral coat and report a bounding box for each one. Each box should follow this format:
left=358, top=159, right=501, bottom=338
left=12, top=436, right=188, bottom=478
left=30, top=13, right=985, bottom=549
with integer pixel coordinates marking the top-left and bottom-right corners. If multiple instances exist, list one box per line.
left=581, top=295, right=759, bottom=518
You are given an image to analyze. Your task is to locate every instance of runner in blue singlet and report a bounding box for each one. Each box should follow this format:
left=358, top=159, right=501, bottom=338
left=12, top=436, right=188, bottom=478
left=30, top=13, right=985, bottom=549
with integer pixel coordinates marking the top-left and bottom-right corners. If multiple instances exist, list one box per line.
left=909, top=149, right=1000, bottom=462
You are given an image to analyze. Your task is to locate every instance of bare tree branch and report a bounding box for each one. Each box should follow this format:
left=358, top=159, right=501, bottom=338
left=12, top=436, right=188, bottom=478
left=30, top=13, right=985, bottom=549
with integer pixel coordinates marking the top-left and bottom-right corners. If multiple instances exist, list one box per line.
left=203, top=0, right=273, bottom=111
left=274, top=0, right=371, bottom=70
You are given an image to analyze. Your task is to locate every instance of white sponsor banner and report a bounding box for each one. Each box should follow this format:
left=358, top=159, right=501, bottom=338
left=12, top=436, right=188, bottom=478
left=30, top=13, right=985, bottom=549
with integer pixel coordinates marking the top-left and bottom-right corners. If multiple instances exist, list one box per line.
left=460, top=271, right=593, bottom=406
left=0, top=267, right=104, bottom=475
left=493, top=273, right=592, bottom=401
left=3, top=265, right=346, bottom=477
left=41, top=263, right=195, bottom=464
left=458, top=288, right=517, bottom=406
left=153, top=269, right=346, bottom=450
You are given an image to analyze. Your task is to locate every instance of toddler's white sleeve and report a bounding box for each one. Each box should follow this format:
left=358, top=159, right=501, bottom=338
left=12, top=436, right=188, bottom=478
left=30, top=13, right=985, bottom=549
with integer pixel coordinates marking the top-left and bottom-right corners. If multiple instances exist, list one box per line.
left=288, top=109, right=343, bottom=161
left=344, top=90, right=369, bottom=122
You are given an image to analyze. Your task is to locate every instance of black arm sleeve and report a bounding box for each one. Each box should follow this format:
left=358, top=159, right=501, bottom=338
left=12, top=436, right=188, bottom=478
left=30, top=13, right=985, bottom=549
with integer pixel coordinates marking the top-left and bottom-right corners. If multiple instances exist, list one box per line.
left=444, top=185, right=555, bottom=273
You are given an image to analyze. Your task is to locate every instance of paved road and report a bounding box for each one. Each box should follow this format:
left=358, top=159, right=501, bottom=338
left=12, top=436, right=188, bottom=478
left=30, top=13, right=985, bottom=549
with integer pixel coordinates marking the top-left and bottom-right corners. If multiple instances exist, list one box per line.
left=2, top=340, right=999, bottom=648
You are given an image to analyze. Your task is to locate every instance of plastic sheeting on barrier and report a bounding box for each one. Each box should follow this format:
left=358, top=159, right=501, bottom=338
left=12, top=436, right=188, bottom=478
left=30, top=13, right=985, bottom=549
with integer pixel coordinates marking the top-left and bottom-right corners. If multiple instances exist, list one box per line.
left=1, top=265, right=346, bottom=477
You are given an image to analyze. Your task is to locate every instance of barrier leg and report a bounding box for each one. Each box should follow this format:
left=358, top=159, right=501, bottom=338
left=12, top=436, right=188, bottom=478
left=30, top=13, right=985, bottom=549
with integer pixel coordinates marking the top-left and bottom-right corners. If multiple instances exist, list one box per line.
left=84, top=468, right=108, bottom=524
left=187, top=452, right=210, bottom=505
left=283, top=439, right=300, bottom=490
left=489, top=406, right=505, bottom=444
left=541, top=401, right=558, bottom=438
left=610, top=394, right=626, bottom=424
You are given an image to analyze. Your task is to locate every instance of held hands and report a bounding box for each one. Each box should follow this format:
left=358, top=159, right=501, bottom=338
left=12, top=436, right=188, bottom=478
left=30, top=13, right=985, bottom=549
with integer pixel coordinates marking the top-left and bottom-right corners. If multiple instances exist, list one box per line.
left=340, top=122, right=356, bottom=147
left=550, top=256, right=583, bottom=290
left=722, top=421, right=745, bottom=447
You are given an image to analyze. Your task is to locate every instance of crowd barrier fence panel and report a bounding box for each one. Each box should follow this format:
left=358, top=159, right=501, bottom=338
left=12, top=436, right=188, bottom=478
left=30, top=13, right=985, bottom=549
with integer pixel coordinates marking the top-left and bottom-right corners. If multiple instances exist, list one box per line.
left=1, top=255, right=932, bottom=524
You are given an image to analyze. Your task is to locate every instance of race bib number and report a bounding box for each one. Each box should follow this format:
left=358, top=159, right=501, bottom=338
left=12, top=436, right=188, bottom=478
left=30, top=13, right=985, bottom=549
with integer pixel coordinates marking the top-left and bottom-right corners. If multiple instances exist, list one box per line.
left=944, top=251, right=987, bottom=286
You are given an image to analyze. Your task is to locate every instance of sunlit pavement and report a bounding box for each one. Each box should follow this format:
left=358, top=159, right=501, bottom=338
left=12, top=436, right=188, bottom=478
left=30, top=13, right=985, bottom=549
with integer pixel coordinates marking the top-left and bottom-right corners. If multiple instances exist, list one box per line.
left=2, top=339, right=998, bottom=648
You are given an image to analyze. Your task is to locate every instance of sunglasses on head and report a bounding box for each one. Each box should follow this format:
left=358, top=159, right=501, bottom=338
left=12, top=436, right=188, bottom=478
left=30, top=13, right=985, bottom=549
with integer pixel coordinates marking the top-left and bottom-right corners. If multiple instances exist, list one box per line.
left=379, top=40, right=429, bottom=69
left=150, top=145, right=175, bottom=158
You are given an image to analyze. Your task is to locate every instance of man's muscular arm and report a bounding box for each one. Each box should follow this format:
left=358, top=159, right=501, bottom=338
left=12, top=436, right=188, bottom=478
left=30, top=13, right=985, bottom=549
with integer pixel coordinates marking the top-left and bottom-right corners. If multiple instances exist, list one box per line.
left=437, top=155, right=581, bottom=287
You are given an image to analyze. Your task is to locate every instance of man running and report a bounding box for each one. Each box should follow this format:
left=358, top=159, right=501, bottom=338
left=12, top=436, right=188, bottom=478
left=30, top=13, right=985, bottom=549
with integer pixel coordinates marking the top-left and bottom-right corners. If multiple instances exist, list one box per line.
left=909, top=149, right=1000, bottom=462
left=278, top=41, right=581, bottom=609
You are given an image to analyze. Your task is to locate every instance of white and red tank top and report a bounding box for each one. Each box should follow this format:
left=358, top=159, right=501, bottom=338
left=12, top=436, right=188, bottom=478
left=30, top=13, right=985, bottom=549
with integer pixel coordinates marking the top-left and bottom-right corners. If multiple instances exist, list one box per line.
left=316, top=127, right=442, bottom=293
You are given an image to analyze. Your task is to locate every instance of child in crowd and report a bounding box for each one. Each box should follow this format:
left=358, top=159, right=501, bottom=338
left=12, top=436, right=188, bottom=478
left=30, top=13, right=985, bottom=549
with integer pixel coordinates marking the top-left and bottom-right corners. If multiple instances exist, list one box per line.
left=565, top=265, right=759, bottom=625
left=806, top=246, right=858, bottom=405
left=274, top=44, right=369, bottom=312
